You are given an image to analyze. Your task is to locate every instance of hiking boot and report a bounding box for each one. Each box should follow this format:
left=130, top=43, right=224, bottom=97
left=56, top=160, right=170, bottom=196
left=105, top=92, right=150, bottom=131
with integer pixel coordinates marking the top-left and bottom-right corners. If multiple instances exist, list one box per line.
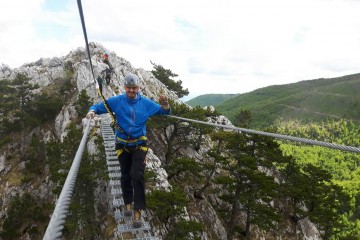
left=124, top=204, right=132, bottom=217
left=133, top=210, right=142, bottom=228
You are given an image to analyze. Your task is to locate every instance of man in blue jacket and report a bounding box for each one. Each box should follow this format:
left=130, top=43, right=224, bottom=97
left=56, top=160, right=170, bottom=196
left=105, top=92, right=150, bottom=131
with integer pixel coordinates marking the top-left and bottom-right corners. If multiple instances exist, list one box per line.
left=86, top=73, right=170, bottom=228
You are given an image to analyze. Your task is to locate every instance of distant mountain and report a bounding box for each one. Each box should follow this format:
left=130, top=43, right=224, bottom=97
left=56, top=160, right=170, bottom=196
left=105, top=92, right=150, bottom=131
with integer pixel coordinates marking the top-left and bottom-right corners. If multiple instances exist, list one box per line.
left=186, top=93, right=239, bottom=107
left=215, top=73, right=360, bottom=128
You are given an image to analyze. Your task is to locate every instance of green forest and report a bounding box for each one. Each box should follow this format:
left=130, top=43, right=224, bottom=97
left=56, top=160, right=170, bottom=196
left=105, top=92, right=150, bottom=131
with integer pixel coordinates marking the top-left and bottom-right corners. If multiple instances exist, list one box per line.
left=215, top=73, right=360, bottom=128
left=276, top=119, right=360, bottom=238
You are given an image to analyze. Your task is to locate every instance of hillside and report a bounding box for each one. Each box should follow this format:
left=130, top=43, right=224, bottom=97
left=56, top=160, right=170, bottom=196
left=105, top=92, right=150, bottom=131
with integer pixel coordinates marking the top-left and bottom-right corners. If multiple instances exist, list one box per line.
left=186, top=93, right=239, bottom=107
left=215, top=73, right=360, bottom=128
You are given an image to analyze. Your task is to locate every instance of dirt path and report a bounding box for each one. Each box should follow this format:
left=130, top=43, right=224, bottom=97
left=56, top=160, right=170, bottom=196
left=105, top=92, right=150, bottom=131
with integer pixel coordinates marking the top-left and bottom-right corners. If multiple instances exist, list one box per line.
left=279, top=104, right=342, bottom=119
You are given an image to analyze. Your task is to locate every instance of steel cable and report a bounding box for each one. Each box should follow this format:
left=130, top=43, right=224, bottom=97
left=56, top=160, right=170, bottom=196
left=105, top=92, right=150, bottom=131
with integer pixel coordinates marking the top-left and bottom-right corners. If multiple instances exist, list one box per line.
left=167, top=115, right=360, bottom=154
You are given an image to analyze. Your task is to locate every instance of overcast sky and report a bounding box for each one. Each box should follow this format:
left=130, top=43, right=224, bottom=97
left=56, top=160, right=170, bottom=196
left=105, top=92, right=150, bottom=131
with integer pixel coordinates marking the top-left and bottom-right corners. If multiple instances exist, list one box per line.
left=1, top=0, right=360, bottom=100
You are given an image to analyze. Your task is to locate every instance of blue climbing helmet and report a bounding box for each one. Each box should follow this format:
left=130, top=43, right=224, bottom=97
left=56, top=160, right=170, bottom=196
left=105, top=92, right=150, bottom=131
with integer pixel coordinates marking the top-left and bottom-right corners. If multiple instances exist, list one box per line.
left=124, top=73, right=139, bottom=87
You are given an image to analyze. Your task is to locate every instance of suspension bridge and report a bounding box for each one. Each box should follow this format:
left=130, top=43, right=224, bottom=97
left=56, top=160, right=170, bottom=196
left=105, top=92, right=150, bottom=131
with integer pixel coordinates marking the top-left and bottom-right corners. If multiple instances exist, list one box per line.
left=42, top=0, right=360, bottom=239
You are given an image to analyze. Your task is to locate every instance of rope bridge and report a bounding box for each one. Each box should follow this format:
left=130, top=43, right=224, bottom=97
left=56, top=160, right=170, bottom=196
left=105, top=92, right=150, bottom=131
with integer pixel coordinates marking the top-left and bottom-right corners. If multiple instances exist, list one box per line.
left=43, top=0, right=360, bottom=238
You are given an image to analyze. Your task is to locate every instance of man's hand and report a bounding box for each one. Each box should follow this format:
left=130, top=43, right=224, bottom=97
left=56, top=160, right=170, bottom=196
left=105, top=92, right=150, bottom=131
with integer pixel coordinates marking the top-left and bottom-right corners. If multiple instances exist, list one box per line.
left=86, top=111, right=95, bottom=119
left=159, top=95, right=170, bottom=110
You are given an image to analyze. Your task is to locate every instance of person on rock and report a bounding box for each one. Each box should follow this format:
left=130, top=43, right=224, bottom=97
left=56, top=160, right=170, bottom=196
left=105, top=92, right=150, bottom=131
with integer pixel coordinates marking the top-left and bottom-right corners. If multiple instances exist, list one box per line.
left=103, top=52, right=110, bottom=65
left=101, top=67, right=113, bottom=85
left=86, top=73, right=171, bottom=228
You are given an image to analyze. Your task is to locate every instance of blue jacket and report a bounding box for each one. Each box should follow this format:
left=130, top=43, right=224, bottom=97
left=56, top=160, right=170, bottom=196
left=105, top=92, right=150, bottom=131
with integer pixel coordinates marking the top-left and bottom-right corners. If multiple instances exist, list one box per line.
left=89, top=93, right=170, bottom=145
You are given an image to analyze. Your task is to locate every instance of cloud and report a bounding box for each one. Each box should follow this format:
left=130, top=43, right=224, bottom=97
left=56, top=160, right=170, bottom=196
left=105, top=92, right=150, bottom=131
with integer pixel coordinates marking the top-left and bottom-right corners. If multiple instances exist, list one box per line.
left=0, top=0, right=82, bottom=67
left=2, top=0, right=360, bottom=99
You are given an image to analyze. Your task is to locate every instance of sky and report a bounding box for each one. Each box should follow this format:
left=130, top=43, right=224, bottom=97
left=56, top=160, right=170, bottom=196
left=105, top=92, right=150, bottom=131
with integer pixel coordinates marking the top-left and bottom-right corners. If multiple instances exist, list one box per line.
left=1, top=0, right=360, bottom=101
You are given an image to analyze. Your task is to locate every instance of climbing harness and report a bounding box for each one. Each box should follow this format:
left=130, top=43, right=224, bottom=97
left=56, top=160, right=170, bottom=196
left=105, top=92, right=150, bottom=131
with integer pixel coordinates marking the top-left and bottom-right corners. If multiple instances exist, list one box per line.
left=116, top=136, right=148, bottom=144
left=116, top=145, right=149, bottom=156
left=115, top=138, right=149, bottom=156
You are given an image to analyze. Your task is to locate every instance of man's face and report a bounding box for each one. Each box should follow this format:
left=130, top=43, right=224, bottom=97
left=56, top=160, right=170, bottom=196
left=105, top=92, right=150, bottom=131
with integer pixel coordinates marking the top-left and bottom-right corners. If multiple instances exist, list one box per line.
left=125, top=86, right=139, bottom=99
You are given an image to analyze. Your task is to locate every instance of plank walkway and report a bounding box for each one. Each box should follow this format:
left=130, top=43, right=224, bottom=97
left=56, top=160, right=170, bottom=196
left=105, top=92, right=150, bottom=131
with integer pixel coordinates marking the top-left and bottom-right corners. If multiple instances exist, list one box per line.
left=100, top=115, right=160, bottom=240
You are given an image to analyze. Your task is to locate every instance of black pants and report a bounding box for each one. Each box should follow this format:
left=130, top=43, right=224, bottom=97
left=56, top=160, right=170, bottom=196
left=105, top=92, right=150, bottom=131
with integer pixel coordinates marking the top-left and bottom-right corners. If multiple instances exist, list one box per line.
left=115, top=143, right=148, bottom=211
left=105, top=75, right=111, bottom=85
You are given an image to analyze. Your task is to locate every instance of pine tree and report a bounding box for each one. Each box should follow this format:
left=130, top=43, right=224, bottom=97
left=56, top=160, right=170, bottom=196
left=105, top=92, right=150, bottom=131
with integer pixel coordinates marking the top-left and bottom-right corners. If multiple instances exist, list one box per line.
left=194, top=136, right=225, bottom=200
left=148, top=101, right=193, bottom=164
left=147, top=185, right=187, bottom=229
left=75, top=89, right=92, bottom=118
left=217, top=131, right=281, bottom=239
left=166, top=157, right=202, bottom=180
left=8, top=73, right=39, bottom=160
left=151, top=61, right=189, bottom=98
left=188, top=106, right=216, bottom=151
left=212, top=109, right=283, bottom=239
left=279, top=161, right=354, bottom=239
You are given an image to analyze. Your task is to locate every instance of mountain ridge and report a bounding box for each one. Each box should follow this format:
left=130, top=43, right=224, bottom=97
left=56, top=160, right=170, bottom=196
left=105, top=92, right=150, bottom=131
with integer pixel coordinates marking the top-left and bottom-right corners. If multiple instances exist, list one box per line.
left=186, top=93, right=239, bottom=107
left=188, top=73, right=360, bottom=128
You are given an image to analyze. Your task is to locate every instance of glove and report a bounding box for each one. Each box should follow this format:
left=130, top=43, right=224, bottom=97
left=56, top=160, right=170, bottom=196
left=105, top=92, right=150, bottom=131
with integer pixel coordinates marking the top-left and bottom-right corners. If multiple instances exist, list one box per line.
left=159, top=95, right=170, bottom=110
left=86, top=111, right=95, bottom=119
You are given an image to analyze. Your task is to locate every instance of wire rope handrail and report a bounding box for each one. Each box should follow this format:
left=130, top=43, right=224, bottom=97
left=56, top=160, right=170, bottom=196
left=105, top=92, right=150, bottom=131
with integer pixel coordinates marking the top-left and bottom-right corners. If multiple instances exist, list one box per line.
left=167, top=115, right=360, bottom=154
left=43, top=120, right=91, bottom=240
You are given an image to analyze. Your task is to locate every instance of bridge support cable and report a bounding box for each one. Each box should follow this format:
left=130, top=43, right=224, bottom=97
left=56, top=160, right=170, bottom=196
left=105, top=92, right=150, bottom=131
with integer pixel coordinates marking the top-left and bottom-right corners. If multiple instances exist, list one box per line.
left=100, top=114, right=159, bottom=240
left=167, top=115, right=360, bottom=154
left=77, top=0, right=96, bottom=82
left=43, top=120, right=91, bottom=240
left=77, top=0, right=125, bottom=134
